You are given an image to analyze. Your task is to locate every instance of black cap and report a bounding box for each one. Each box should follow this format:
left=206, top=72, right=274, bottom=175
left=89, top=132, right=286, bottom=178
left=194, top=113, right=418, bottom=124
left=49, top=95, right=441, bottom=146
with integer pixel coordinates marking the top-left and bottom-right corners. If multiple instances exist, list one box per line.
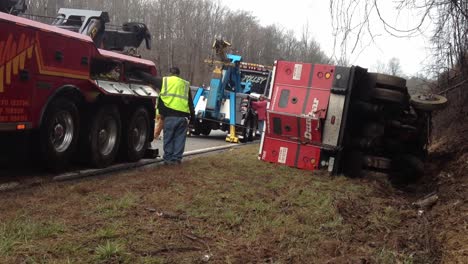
left=169, top=67, right=180, bottom=75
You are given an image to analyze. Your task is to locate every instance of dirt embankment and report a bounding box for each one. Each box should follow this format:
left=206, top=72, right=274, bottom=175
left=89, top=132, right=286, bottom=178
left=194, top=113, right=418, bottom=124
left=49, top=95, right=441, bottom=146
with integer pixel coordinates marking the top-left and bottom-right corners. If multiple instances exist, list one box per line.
left=418, top=78, right=468, bottom=263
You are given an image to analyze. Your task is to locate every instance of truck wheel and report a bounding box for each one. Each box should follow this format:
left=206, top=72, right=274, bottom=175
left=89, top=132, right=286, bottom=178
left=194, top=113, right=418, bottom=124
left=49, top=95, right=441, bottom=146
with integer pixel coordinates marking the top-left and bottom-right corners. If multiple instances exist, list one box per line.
left=89, top=105, right=121, bottom=168
left=410, top=94, right=448, bottom=111
left=39, top=98, right=79, bottom=170
left=363, top=155, right=392, bottom=170
left=372, top=87, right=407, bottom=104
left=190, top=129, right=201, bottom=136
left=121, top=107, right=150, bottom=162
left=361, top=123, right=385, bottom=137
left=200, top=127, right=211, bottom=136
left=240, top=117, right=254, bottom=143
left=343, top=151, right=364, bottom=178
left=369, top=72, right=407, bottom=91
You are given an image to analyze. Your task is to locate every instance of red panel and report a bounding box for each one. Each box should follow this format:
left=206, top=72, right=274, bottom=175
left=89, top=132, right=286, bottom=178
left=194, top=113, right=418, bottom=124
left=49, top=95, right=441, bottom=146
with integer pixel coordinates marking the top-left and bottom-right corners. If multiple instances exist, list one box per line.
left=266, top=111, right=321, bottom=143
left=260, top=136, right=321, bottom=171
left=296, top=144, right=321, bottom=170
left=270, top=84, right=308, bottom=115
left=273, top=61, right=313, bottom=87
left=302, top=89, right=331, bottom=119
left=260, top=137, right=298, bottom=167
left=269, top=62, right=333, bottom=118
left=311, top=64, right=335, bottom=90
left=266, top=111, right=300, bottom=140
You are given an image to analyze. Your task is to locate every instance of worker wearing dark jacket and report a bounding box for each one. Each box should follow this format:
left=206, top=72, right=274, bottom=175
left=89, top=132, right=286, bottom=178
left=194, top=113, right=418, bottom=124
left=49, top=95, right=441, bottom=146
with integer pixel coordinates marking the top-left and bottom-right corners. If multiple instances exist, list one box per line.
left=158, top=67, right=195, bottom=165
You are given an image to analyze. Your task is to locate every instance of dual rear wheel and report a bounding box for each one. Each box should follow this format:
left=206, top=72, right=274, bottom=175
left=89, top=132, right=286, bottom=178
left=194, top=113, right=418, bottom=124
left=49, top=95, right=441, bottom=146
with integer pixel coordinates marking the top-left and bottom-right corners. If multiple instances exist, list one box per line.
left=40, top=98, right=151, bottom=170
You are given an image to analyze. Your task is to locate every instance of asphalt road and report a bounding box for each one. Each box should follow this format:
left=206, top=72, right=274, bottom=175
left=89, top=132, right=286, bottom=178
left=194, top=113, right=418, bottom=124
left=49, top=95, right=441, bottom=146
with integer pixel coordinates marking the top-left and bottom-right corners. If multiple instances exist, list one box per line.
left=155, top=130, right=232, bottom=153
left=0, top=130, right=249, bottom=183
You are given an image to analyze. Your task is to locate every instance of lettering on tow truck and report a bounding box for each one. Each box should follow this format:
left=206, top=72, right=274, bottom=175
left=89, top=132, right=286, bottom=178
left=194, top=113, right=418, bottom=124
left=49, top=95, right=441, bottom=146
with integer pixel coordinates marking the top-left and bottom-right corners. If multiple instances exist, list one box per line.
left=304, top=98, right=319, bottom=140
left=243, top=75, right=267, bottom=84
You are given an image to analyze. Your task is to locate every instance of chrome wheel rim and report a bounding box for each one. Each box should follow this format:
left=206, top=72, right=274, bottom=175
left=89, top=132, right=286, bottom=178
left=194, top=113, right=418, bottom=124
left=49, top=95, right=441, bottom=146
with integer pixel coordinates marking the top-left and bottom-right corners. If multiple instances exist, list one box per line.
left=131, top=115, right=147, bottom=152
left=51, top=111, right=74, bottom=153
left=98, top=117, right=118, bottom=156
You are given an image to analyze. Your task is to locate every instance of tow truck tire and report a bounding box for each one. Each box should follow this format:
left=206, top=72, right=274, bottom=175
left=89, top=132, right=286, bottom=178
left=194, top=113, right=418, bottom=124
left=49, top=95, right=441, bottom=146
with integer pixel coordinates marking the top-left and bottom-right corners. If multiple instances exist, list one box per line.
left=89, top=105, right=121, bottom=168
left=200, top=127, right=211, bottom=136
left=410, top=94, right=448, bottom=111
left=372, top=87, right=407, bottom=104
left=39, top=98, right=79, bottom=170
left=370, top=72, right=407, bottom=91
left=190, top=129, right=201, bottom=136
left=121, top=107, right=150, bottom=162
left=240, top=117, right=254, bottom=143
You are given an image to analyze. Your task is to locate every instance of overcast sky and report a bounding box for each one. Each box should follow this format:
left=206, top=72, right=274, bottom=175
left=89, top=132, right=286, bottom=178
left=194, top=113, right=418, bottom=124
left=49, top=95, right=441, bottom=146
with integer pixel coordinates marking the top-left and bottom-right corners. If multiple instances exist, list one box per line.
left=219, top=0, right=433, bottom=76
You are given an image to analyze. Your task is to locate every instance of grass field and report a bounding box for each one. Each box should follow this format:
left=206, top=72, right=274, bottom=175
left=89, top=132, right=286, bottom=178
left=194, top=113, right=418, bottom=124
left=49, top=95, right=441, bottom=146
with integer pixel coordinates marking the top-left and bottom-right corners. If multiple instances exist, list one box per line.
left=0, top=145, right=445, bottom=263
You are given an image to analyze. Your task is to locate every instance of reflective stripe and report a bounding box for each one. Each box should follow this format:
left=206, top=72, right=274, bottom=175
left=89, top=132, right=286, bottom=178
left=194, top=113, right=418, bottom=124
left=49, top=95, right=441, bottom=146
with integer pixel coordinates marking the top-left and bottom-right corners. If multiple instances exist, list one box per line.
left=162, top=93, right=187, bottom=99
left=160, top=77, right=189, bottom=100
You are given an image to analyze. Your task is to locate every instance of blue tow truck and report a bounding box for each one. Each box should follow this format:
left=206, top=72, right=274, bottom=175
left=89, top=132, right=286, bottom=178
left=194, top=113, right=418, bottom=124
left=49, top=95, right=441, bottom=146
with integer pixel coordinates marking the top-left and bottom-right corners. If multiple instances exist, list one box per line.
left=190, top=39, right=272, bottom=143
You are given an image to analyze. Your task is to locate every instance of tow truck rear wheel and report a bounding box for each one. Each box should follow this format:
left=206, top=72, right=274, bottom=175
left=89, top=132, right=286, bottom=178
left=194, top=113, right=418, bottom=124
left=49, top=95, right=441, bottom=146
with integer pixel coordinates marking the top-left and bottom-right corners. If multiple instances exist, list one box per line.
left=190, top=129, right=201, bottom=136
left=240, top=116, right=254, bottom=143
left=200, top=127, right=211, bottom=136
left=89, top=105, right=121, bottom=168
left=39, top=98, right=79, bottom=170
left=121, top=107, right=150, bottom=162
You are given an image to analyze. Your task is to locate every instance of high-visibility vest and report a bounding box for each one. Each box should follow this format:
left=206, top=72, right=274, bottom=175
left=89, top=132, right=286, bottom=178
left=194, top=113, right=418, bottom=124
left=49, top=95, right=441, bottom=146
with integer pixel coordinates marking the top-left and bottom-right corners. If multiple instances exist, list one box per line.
left=160, top=76, right=190, bottom=113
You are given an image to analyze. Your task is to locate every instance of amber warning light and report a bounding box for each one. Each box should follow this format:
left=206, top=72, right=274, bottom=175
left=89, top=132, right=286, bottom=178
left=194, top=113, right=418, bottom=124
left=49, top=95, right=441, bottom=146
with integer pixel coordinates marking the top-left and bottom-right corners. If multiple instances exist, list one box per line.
left=16, top=124, right=26, bottom=130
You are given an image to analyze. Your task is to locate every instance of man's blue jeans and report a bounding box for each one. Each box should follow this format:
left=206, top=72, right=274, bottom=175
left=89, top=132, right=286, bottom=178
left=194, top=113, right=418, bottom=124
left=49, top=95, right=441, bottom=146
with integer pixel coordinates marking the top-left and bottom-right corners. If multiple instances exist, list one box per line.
left=163, top=116, right=188, bottom=162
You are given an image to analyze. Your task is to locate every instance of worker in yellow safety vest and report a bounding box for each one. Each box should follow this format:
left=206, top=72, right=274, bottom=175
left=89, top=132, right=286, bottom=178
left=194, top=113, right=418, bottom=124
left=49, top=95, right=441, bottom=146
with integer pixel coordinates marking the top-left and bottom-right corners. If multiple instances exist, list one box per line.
left=157, top=67, right=195, bottom=165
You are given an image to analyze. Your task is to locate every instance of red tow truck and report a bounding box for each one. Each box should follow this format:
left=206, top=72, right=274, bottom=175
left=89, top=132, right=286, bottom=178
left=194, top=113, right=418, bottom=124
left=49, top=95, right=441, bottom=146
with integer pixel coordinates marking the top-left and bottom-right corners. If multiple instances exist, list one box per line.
left=0, top=3, right=158, bottom=170
left=260, top=60, right=447, bottom=182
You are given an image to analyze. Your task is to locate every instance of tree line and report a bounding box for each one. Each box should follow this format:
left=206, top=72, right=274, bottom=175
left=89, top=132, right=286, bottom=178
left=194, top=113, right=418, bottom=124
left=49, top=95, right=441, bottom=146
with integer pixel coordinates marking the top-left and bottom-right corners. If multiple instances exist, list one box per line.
left=23, top=0, right=328, bottom=85
left=329, top=0, right=467, bottom=79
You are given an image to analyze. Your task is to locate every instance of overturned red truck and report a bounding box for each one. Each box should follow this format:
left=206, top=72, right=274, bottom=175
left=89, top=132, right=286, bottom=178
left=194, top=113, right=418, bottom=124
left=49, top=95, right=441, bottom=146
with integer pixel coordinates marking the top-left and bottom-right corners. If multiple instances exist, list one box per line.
left=259, top=61, right=447, bottom=182
left=0, top=4, right=158, bottom=170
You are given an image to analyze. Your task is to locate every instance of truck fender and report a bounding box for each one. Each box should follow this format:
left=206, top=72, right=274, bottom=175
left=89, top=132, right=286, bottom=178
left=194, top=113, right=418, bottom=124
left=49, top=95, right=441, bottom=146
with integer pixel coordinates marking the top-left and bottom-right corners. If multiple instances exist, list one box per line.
left=38, top=85, right=85, bottom=127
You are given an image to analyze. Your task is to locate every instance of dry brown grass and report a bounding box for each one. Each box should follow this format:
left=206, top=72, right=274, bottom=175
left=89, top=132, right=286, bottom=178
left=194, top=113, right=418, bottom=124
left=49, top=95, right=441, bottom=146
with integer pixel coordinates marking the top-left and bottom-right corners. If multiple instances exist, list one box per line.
left=0, top=145, right=441, bottom=263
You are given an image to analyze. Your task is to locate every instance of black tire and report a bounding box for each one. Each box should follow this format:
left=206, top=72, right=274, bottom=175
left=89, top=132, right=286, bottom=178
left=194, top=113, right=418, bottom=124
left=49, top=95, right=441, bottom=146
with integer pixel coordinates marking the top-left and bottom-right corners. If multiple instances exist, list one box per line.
left=39, top=98, right=79, bottom=170
left=200, top=127, right=211, bottom=136
left=190, top=129, right=201, bottom=136
left=240, top=116, right=254, bottom=143
left=343, top=151, right=364, bottom=178
left=410, top=94, right=448, bottom=111
left=369, top=72, right=407, bottom=92
left=363, top=155, right=392, bottom=170
left=372, top=87, right=407, bottom=104
left=89, top=105, right=121, bottom=168
left=361, top=123, right=385, bottom=137
left=121, top=107, right=150, bottom=162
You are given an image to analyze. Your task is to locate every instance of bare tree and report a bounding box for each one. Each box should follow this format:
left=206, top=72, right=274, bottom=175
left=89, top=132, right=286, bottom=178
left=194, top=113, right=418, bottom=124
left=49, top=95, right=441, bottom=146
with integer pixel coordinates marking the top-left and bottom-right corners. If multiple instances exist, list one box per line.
left=329, top=0, right=468, bottom=78
left=371, top=60, right=387, bottom=73
left=387, top=57, right=403, bottom=76
left=21, top=0, right=330, bottom=84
